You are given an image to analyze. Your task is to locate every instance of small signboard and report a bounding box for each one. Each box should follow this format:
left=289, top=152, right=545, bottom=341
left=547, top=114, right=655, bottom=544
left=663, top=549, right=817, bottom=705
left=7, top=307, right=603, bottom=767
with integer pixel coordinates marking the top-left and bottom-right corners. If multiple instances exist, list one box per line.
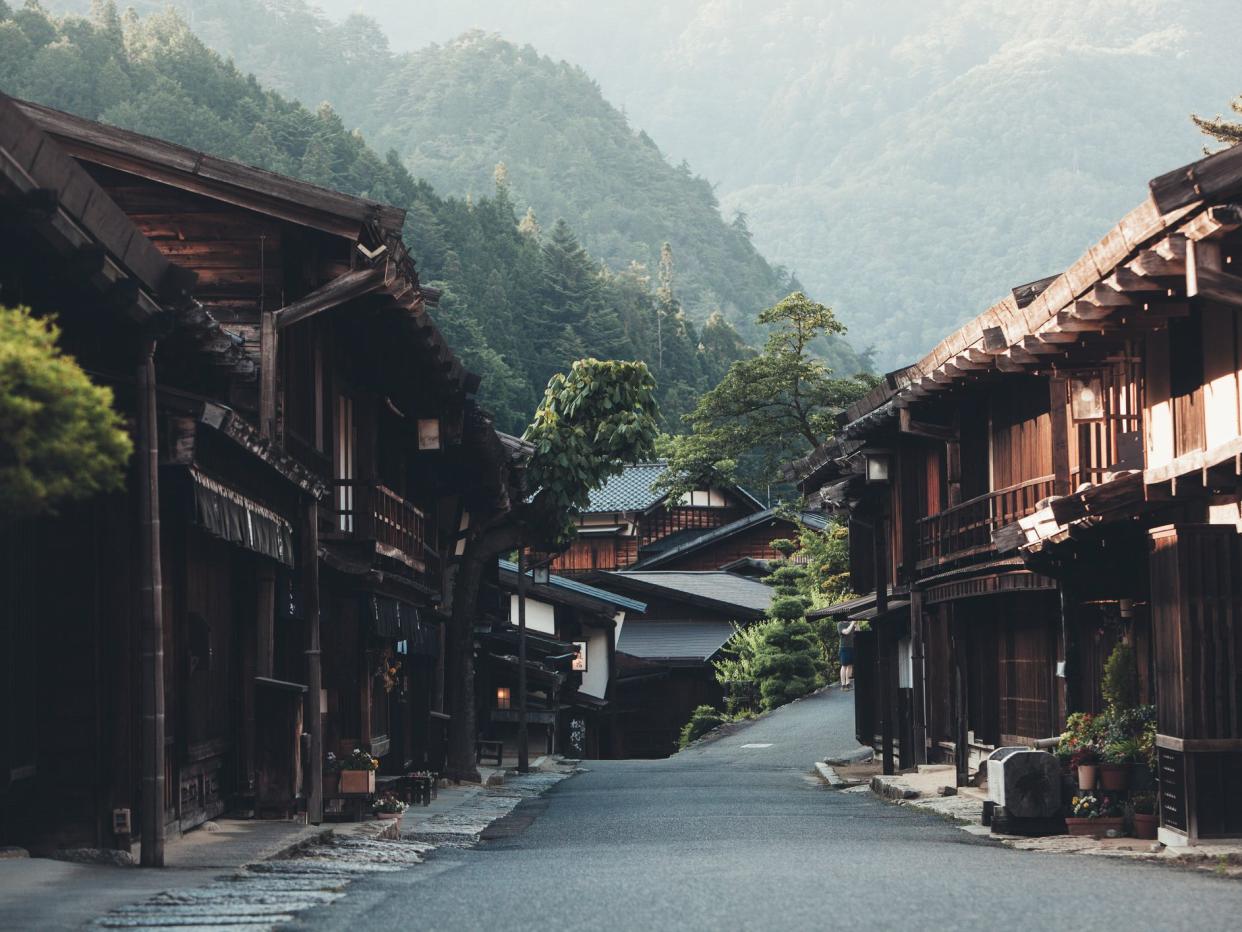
left=571, top=641, right=588, bottom=672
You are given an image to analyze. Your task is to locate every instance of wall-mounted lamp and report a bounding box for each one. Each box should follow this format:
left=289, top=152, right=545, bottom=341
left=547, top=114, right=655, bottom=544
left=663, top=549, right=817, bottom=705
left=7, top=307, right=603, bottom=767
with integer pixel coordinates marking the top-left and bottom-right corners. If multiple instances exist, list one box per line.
left=532, top=565, right=551, bottom=585
left=496, top=686, right=511, bottom=710
left=1070, top=374, right=1105, bottom=422
left=417, top=417, right=442, bottom=451
left=863, top=448, right=893, bottom=484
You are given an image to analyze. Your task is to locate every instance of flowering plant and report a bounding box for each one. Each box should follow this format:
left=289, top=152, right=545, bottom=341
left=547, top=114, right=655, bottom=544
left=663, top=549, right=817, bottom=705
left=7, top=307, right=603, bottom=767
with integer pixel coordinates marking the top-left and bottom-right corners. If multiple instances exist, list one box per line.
left=372, top=794, right=407, bottom=814
left=334, top=748, right=380, bottom=771
left=1071, top=793, right=1121, bottom=819
left=1057, top=712, right=1104, bottom=762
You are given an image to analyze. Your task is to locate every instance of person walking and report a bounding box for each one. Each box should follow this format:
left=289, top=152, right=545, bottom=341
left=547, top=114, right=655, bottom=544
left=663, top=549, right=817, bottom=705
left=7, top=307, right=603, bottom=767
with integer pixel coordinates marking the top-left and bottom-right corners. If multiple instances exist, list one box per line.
left=837, top=619, right=857, bottom=690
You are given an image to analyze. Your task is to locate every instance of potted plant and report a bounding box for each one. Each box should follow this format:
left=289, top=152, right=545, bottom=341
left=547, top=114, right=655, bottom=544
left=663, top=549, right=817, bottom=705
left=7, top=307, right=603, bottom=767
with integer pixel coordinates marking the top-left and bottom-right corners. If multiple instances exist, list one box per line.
left=1058, top=713, right=1102, bottom=790
left=338, top=748, right=379, bottom=795
left=1070, top=747, right=1100, bottom=790
left=1130, top=791, right=1159, bottom=840
left=1066, top=793, right=1124, bottom=838
left=372, top=794, right=407, bottom=821
left=1099, top=738, right=1139, bottom=791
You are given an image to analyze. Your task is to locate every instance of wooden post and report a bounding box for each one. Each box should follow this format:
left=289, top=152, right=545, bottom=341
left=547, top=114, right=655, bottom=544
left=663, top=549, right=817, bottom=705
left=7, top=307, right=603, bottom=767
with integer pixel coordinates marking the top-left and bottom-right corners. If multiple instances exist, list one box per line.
left=1050, top=376, right=1072, bottom=497
left=909, top=587, right=928, bottom=767
left=301, top=498, right=323, bottom=824
left=951, top=610, right=969, bottom=787
left=874, top=515, right=894, bottom=774
left=517, top=550, right=529, bottom=774
left=137, top=340, right=166, bottom=867
left=259, top=311, right=277, bottom=441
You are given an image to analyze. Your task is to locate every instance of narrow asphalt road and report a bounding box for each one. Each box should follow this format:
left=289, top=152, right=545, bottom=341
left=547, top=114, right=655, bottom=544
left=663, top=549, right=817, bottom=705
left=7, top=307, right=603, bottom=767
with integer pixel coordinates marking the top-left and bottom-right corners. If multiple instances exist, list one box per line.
left=295, top=688, right=1242, bottom=931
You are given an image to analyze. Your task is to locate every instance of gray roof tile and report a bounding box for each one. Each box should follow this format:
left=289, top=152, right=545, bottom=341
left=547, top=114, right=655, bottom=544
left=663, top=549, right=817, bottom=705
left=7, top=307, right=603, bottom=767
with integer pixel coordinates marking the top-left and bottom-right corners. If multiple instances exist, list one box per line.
left=605, top=570, right=773, bottom=614
left=616, top=620, right=739, bottom=661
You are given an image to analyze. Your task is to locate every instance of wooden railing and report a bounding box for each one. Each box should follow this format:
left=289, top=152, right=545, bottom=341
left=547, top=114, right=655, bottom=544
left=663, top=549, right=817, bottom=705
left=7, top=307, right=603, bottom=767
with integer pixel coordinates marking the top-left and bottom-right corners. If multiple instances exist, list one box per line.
left=915, top=475, right=1054, bottom=569
left=333, top=481, right=426, bottom=569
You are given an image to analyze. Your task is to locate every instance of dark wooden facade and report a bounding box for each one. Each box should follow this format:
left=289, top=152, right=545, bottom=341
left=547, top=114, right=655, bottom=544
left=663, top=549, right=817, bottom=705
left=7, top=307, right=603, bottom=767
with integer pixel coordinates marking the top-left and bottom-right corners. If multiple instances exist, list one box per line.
left=798, top=141, right=1242, bottom=843
left=0, top=97, right=502, bottom=858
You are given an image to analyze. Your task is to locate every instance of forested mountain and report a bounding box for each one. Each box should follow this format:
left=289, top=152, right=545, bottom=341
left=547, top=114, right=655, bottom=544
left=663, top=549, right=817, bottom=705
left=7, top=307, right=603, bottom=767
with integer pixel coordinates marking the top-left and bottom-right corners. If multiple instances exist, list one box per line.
left=286, top=0, right=1235, bottom=368
left=42, top=0, right=870, bottom=377
left=0, top=3, right=774, bottom=433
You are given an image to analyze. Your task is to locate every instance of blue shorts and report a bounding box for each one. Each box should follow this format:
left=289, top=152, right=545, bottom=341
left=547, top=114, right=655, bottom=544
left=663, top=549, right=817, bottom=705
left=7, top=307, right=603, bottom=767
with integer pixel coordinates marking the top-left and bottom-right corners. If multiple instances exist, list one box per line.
left=839, top=647, right=855, bottom=666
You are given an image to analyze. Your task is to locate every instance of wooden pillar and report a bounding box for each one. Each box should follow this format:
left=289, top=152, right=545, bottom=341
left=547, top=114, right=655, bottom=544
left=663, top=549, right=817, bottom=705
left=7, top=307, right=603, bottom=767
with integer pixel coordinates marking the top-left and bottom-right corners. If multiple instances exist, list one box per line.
left=1050, top=377, right=1072, bottom=496
left=137, top=340, right=166, bottom=867
left=301, top=498, right=323, bottom=824
left=256, top=566, right=276, bottom=677
left=910, top=587, right=928, bottom=766
left=259, top=310, right=277, bottom=442
left=874, top=515, right=894, bottom=774
left=950, top=608, right=969, bottom=787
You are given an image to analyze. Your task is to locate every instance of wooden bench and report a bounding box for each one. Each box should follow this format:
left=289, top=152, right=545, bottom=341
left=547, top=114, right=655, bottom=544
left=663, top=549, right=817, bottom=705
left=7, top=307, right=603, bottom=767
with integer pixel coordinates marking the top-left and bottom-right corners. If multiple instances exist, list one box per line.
left=476, top=739, right=503, bottom=767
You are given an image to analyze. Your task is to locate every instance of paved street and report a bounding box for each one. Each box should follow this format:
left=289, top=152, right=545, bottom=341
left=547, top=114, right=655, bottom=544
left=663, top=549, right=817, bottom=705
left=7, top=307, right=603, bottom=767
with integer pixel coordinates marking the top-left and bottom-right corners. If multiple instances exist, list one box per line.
left=295, top=688, right=1242, bottom=932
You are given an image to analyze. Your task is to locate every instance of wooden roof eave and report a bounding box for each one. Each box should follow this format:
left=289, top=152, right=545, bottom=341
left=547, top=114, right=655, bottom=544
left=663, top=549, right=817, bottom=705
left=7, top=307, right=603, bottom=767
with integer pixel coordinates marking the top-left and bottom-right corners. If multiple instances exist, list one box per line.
left=17, top=99, right=406, bottom=242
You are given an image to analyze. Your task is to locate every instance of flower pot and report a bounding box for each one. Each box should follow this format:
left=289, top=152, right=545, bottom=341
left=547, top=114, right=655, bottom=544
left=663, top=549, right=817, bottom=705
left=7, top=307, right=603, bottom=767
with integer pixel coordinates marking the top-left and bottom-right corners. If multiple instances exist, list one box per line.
left=1076, top=764, right=1097, bottom=790
left=1132, top=812, right=1158, bottom=840
left=1065, top=816, right=1124, bottom=839
left=1098, top=764, right=1130, bottom=791
left=375, top=810, right=402, bottom=820
left=339, top=769, right=376, bottom=795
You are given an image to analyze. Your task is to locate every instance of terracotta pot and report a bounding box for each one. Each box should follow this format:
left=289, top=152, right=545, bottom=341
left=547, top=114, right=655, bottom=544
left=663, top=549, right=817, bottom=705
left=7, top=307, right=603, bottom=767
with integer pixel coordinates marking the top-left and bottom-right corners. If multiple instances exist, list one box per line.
left=375, top=810, right=402, bottom=820
left=339, top=769, right=376, bottom=795
left=1076, top=764, right=1097, bottom=790
left=1098, top=764, right=1130, bottom=791
left=1066, top=816, right=1124, bottom=838
left=1132, top=812, right=1158, bottom=840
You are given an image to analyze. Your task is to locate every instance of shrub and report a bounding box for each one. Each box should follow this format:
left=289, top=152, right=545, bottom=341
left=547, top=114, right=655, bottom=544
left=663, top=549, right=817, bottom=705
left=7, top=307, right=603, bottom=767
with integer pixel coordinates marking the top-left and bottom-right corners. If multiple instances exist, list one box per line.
left=769, top=537, right=797, bottom=557
left=753, top=618, right=822, bottom=710
left=1102, top=640, right=1139, bottom=711
left=0, top=305, right=132, bottom=517
left=678, top=704, right=726, bottom=748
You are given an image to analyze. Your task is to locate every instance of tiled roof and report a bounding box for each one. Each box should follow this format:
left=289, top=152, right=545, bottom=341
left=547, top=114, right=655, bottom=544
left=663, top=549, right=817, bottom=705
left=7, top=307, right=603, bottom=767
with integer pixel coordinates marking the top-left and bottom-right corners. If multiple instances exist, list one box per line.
left=585, top=462, right=669, bottom=512
left=616, top=620, right=739, bottom=662
left=603, top=571, right=773, bottom=615
left=629, top=508, right=829, bottom=570
left=583, top=462, right=766, bottom=514
left=497, top=560, right=647, bottom=613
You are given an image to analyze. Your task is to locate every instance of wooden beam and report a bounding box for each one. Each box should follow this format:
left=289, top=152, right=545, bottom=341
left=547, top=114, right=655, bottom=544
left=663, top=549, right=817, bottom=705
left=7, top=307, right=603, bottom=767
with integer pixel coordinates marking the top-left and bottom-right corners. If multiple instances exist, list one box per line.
left=1104, top=267, right=1163, bottom=293
left=1187, top=239, right=1242, bottom=307
left=1181, top=204, right=1242, bottom=242
left=899, top=407, right=957, bottom=441
left=274, top=266, right=386, bottom=331
left=981, top=325, right=1009, bottom=354
left=1050, top=377, right=1071, bottom=496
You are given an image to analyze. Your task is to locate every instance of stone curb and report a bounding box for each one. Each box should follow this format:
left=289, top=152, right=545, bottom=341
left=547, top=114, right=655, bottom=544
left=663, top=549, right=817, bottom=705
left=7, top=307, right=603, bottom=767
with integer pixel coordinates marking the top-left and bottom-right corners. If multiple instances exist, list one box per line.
left=813, top=762, right=845, bottom=788
left=870, top=775, right=920, bottom=800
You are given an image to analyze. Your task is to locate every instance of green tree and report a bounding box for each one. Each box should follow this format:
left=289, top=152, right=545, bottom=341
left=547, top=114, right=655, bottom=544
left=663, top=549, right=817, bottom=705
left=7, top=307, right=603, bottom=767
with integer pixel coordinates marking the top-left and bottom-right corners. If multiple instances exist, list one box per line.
left=447, top=358, right=659, bottom=779
left=0, top=306, right=132, bottom=517
left=661, top=291, right=875, bottom=494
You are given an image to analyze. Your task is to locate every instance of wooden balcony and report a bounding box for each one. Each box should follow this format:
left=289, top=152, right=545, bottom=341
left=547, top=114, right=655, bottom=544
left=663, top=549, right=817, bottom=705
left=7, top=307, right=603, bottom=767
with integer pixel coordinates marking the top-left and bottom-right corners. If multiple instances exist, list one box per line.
left=331, top=480, right=426, bottom=571
left=915, top=475, right=1054, bottom=571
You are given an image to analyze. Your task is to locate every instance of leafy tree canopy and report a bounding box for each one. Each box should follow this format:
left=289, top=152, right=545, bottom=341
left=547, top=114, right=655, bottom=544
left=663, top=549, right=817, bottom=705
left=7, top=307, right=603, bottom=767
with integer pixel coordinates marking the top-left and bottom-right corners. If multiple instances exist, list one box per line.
left=1193, top=92, right=1242, bottom=148
left=660, top=292, right=877, bottom=496
left=0, top=306, right=132, bottom=517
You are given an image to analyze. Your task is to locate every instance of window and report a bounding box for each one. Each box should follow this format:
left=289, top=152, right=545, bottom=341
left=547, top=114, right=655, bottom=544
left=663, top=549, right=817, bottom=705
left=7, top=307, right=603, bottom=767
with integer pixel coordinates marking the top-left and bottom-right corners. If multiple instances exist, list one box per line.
left=335, top=394, right=355, bottom=532
left=678, top=489, right=728, bottom=508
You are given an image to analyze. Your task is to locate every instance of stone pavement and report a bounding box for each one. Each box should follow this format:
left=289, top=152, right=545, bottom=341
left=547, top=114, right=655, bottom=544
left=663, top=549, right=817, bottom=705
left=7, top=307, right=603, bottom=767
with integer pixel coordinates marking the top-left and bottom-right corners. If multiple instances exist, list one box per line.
left=0, top=765, right=574, bottom=931
left=841, top=768, right=1242, bottom=880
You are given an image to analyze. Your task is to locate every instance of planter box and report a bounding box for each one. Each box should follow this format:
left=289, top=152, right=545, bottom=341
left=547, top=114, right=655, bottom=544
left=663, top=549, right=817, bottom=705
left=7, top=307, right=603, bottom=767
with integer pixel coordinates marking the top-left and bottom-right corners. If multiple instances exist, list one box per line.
left=375, top=810, right=402, bottom=820
left=1066, top=816, right=1124, bottom=838
left=339, top=770, right=376, bottom=795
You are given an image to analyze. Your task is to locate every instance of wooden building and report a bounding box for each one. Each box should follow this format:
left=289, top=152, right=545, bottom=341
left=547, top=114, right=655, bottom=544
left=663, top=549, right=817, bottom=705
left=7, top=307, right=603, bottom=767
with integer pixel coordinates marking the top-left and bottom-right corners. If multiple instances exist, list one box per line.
left=547, top=462, right=769, bottom=574
left=478, top=561, right=646, bottom=762
left=591, top=570, right=773, bottom=757
left=794, top=140, right=1242, bottom=844
left=1, top=97, right=506, bottom=859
